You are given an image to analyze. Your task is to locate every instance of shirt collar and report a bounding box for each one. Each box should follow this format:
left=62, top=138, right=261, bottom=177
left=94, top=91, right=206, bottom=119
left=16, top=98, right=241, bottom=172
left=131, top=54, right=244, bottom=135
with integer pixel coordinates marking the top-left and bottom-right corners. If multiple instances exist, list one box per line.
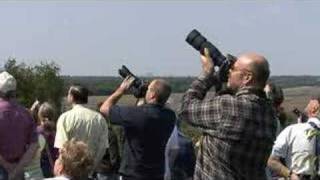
left=235, top=86, right=266, bottom=98
left=307, top=117, right=320, bottom=125
left=72, top=104, right=85, bottom=109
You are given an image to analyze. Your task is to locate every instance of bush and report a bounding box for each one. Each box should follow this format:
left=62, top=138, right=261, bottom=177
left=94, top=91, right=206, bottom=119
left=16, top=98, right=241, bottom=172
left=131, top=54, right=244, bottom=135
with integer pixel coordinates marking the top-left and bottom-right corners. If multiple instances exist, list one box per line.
left=4, top=58, right=64, bottom=113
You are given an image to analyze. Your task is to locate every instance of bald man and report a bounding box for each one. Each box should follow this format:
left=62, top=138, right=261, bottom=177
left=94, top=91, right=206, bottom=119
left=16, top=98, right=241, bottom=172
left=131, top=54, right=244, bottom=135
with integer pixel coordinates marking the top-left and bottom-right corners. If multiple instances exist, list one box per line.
left=100, top=78, right=175, bottom=180
left=268, top=98, right=320, bottom=180
left=179, top=49, right=277, bottom=180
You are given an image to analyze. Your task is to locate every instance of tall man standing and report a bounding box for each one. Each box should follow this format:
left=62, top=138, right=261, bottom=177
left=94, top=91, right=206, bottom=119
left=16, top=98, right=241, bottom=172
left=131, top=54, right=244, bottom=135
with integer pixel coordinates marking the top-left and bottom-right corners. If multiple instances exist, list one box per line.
left=179, top=49, right=277, bottom=180
left=54, top=85, right=109, bottom=174
left=100, top=78, right=175, bottom=180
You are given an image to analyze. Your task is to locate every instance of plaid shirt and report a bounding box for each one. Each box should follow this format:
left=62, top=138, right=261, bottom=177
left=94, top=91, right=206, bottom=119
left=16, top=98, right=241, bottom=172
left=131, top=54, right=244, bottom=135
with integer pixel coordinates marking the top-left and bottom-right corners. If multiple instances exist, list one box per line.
left=179, top=73, right=277, bottom=180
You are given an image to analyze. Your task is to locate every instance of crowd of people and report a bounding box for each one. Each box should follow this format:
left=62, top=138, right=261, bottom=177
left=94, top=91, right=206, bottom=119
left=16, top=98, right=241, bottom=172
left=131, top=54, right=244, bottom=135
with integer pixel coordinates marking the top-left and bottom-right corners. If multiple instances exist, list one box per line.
left=1, top=48, right=320, bottom=180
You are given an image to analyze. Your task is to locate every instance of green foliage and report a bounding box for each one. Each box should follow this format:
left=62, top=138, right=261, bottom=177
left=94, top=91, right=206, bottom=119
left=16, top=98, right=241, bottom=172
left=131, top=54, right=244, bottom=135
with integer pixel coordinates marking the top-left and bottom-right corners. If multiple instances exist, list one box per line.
left=4, top=58, right=64, bottom=112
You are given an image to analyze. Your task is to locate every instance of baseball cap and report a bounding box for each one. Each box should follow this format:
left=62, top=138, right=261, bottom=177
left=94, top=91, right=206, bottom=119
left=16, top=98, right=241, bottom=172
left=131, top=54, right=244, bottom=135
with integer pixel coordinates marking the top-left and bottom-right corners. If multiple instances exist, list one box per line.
left=0, top=71, right=17, bottom=93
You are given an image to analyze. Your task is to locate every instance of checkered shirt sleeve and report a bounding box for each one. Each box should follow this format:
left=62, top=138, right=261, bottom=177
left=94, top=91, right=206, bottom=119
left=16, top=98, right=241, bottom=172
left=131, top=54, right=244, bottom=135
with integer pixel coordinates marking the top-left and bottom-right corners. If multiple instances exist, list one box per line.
left=179, top=72, right=277, bottom=180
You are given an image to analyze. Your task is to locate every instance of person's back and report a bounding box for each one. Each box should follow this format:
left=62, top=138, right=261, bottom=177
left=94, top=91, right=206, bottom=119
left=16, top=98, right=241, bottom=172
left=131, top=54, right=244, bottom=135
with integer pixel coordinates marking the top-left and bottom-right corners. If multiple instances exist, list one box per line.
left=0, top=100, right=37, bottom=163
left=201, top=93, right=275, bottom=179
left=100, top=78, right=176, bottom=180
left=165, top=126, right=196, bottom=180
left=268, top=98, right=320, bottom=179
left=0, top=71, right=38, bottom=180
left=115, top=104, right=175, bottom=179
left=55, top=85, right=108, bottom=173
left=57, top=105, right=106, bottom=146
left=55, top=105, right=108, bottom=168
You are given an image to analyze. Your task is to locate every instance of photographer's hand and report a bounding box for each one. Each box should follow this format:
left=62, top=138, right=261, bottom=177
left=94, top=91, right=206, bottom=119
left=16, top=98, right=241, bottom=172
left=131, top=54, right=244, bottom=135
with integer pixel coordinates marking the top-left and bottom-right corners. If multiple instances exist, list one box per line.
left=118, top=76, right=135, bottom=93
left=100, top=76, right=134, bottom=117
left=200, top=48, right=215, bottom=75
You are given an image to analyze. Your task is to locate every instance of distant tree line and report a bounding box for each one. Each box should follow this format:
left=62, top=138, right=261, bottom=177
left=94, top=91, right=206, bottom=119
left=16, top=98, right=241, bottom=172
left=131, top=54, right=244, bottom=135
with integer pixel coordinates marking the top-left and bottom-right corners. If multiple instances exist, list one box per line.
left=62, top=76, right=196, bottom=95
left=4, top=58, right=320, bottom=101
left=3, top=59, right=320, bottom=144
left=64, top=75, right=320, bottom=96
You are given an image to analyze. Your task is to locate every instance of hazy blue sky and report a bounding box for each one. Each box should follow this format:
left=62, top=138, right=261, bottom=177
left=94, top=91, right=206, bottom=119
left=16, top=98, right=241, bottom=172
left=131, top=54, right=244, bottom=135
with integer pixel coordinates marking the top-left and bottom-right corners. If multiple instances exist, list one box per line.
left=0, top=1, right=319, bottom=76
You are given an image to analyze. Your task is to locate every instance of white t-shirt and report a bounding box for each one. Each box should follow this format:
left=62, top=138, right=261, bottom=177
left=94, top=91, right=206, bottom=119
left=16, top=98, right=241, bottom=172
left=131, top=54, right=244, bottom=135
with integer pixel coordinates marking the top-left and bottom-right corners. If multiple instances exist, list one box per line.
left=271, top=117, right=320, bottom=175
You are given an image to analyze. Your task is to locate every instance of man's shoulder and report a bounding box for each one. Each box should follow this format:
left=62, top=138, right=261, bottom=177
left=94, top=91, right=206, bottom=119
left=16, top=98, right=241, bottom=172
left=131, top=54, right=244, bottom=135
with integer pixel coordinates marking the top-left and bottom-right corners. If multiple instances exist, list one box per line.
left=0, top=100, right=32, bottom=118
left=279, top=123, right=308, bottom=137
left=60, top=105, right=105, bottom=120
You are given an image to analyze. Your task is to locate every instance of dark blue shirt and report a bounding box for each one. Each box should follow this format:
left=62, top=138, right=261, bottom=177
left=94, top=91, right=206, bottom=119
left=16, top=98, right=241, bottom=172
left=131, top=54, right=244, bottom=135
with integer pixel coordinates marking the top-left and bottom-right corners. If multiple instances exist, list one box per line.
left=110, top=103, right=176, bottom=179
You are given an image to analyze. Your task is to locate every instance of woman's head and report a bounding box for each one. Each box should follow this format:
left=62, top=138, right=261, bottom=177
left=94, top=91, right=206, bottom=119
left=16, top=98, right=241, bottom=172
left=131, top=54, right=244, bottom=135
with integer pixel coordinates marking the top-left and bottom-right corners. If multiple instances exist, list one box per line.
left=54, top=139, right=93, bottom=179
left=38, top=102, right=56, bottom=131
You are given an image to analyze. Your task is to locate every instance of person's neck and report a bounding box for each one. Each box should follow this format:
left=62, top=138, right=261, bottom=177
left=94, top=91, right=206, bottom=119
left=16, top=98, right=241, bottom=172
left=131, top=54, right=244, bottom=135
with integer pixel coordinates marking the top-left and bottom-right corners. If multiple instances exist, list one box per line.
left=146, top=101, right=163, bottom=106
left=72, top=103, right=85, bottom=107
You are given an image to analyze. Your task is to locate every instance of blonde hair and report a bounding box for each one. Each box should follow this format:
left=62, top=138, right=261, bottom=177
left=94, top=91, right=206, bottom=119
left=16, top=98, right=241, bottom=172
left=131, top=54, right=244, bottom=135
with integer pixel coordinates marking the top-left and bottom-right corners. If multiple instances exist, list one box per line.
left=59, top=139, right=93, bottom=179
left=38, top=102, right=56, bottom=131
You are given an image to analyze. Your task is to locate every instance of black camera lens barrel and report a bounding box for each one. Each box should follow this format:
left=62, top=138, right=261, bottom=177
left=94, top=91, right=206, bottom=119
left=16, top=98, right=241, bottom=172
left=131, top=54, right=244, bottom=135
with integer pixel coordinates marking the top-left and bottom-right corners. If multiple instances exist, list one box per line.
left=186, top=29, right=226, bottom=66
left=118, top=65, right=133, bottom=79
left=186, top=29, right=207, bottom=50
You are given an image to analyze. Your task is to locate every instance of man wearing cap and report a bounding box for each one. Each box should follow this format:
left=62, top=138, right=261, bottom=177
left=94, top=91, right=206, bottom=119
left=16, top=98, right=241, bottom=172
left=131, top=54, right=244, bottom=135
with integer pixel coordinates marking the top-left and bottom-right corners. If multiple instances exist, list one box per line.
left=0, top=71, right=38, bottom=180
left=268, top=97, right=320, bottom=179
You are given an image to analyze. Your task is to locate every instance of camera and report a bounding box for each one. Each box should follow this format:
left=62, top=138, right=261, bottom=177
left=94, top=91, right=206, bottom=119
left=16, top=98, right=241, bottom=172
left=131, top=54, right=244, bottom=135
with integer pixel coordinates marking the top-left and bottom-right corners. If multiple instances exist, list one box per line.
left=292, top=107, right=308, bottom=123
left=186, top=29, right=236, bottom=82
left=118, top=65, right=148, bottom=98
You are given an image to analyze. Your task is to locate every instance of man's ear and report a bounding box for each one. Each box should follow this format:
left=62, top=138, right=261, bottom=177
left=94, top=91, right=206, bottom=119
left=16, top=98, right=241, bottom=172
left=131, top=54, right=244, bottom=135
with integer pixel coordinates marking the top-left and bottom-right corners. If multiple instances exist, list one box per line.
left=68, top=93, right=74, bottom=103
left=306, top=100, right=320, bottom=117
left=243, top=72, right=253, bottom=85
left=149, top=91, right=157, bottom=102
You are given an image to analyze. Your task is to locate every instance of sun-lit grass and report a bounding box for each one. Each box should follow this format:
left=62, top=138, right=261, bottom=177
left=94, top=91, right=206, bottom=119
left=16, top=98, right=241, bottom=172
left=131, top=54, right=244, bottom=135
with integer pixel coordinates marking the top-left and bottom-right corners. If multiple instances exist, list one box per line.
left=61, top=86, right=320, bottom=143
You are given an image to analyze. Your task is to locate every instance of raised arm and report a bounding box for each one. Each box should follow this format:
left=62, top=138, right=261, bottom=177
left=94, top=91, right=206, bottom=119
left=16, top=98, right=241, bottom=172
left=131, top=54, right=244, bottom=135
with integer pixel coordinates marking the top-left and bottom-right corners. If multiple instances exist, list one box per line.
left=100, top=76, right=133, bottom=117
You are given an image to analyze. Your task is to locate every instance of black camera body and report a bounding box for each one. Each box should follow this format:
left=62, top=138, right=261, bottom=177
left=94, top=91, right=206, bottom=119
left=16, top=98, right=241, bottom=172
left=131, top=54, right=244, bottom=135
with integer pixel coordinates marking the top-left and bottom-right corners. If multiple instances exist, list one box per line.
left=186, top=29, right=235, bottom=83
left=292, top=107, right=308, bottom=123
left=118, top=65, right=148, bottom=98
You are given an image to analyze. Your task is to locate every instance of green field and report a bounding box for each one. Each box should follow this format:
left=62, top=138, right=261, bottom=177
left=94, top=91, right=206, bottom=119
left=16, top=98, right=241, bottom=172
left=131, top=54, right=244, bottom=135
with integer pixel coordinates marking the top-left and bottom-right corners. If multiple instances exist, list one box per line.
left=71, top=86, right=320, bottom=143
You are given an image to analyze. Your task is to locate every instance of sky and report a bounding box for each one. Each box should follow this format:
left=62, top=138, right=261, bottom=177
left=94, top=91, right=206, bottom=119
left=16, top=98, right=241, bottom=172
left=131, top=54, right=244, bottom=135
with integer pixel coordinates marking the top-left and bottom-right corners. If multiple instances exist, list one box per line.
left=0, top=1, right=319, bottom=76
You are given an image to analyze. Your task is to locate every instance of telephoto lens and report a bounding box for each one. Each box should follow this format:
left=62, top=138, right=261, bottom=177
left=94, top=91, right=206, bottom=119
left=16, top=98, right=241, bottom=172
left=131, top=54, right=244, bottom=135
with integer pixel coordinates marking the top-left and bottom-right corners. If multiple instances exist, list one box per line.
left=186, top=29, right=226, bottom=66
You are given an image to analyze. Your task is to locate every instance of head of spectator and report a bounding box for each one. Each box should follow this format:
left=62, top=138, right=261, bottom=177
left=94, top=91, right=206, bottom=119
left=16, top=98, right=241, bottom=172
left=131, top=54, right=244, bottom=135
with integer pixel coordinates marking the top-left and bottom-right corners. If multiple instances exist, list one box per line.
left=30, top=100, right=41, bottom=125
left=305, top=97, right=320, bottom=119
left=145, top=79, right=172, bottom=106
left=227, top=53, right=270, bottom=92
left=264, top=82, right=284, bottom=113
left=67, top=85, right=89, bottom=105
left=53, top=139, right=93, bottom=180
left=0, top=71, right=17, bottom=99
left=38, top=102, right=56, bottom=132
left=265, top=83, right=284, bottom=105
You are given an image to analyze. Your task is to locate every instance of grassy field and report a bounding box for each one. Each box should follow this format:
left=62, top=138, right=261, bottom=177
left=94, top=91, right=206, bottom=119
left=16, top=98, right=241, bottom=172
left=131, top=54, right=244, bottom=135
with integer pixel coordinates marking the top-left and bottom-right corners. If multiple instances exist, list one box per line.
left=74, top=86, right=320, bottom=143
left=86, top=86, right=320, bottom=118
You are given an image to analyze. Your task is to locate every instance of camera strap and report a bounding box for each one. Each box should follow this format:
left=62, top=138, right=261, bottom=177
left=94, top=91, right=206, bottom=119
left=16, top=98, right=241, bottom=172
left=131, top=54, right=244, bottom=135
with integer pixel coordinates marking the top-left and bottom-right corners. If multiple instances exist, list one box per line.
left=308, top=121, right=320, bottom=173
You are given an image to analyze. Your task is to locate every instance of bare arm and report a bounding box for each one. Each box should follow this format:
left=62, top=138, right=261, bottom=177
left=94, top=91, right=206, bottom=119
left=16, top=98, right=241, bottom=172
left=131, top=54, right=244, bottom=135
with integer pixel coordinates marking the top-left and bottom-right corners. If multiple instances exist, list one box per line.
left=0, top=155, right=15, bottom=173
left=10, top=142, right=39, bottom=179
left=100, top=76, right=133, bottom=117
left=268, top=155, right=299, bottom=179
